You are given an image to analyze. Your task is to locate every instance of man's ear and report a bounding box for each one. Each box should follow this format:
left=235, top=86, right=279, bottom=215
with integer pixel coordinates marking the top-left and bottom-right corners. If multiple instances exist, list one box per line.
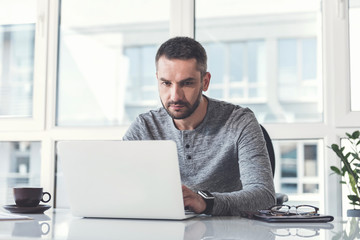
left=202, top=72, right=211, bottom=92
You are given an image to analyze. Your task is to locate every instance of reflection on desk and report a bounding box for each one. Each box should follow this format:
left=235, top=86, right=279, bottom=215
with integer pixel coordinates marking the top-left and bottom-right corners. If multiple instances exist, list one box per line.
left=65, top=214, right=334, bottom=240
left=67, top=217, right=278, bottom=240
left=0, top=212, right=51, bottom=239
left=0, top=209, right=357, bottom=240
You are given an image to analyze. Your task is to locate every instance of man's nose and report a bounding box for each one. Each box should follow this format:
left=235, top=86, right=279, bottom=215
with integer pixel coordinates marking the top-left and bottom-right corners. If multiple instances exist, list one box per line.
left=170, top=84, right=183, bottom=102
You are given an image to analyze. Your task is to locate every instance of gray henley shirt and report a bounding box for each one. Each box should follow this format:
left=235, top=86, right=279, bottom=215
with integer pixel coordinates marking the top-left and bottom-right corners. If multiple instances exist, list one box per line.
left=123, top=96, right=276, bottom=216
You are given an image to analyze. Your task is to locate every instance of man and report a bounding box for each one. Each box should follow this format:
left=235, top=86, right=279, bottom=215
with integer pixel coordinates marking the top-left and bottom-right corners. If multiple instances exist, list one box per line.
left=123, top=37, right=275, bottom=216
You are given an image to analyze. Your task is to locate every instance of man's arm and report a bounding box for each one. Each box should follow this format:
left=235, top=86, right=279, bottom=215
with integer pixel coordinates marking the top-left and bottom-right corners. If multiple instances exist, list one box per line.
left=123, top=115, right=153, bottom=140
left=181, top=120, right=275, bottom=216
left=211, top=120, right=276, bottom=215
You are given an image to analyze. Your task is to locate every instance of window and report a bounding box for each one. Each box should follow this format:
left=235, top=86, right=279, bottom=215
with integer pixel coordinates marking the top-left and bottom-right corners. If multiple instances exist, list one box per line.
left=0, top=0, right=46, bottom=132
left=278, top=38, right=318, bottom=102
left=349, top=0, right=360, bottom=111
left=195, top=0, right=322, bottom=123
left=278, top=38, right=321, bottom=122
left=204, top=41, right=266, bottom=102
left=0, top=24, right=35, bottom=118
left=0, top=141, right=41, bottom=206
left=124, top=45, right=160, bottom=123
left=274, top=140, right=322, bottom=207
left=56, top=0, right=169, bottom=126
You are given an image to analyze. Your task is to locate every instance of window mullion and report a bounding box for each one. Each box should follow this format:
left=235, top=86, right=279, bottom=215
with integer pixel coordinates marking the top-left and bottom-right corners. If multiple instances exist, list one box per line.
left=170, top=0, right=194, bottom=38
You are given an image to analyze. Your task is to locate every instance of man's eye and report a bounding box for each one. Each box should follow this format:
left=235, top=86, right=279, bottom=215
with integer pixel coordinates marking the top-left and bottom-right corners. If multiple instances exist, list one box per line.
left=162, top=81, right=171, bottom=86
left=184, top=81, right=193, bottom=86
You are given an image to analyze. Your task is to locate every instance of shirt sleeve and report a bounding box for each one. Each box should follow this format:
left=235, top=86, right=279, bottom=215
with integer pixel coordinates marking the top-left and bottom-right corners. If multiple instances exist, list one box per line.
left=211, top=116, right=276, bottom=216
left=122, top=115, right=153, bottom=140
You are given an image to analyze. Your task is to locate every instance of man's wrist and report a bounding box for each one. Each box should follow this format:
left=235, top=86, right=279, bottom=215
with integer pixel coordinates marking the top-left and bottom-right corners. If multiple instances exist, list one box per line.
left=197, top=190, right=215, bottom=215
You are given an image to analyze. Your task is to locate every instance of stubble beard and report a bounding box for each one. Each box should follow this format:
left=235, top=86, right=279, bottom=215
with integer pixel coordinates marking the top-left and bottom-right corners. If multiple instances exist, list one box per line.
left=162, top=89, right=203, bottom=120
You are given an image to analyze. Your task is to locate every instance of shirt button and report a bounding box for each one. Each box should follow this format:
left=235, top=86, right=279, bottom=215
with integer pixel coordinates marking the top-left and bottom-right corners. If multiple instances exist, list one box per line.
left=187, top=155, right=192, bottom=160
left=185, top=144, right=190, bottom=148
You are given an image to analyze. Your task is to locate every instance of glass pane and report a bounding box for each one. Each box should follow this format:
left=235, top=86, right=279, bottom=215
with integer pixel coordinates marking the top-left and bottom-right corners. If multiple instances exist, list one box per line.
left=124, top=45, right=158, bottom=103
left=304, top=144, right=317, bottom=177
left=0, top=141, right=41, bottom=206
left=280, top=143, right=297, bottom=178
left=229, top=42, right=244, bottom=83
left=0, top=1, right=37, bottom=118
left=57, top=0, right=169, bottom=126
left=278, top=39, right=297, bottom=85
left=248, top=41, right=266, bottom=84
left=349, top=0, right=360, bottom=111
left=303, top=183, right=318, bottom=193
left=275, top=140, right=322, bottom=206
left=195, top=0, right=323, bottom=123
left=203, top=42, right=226, bottom=85
left=281, top=183, right=297, bottom=194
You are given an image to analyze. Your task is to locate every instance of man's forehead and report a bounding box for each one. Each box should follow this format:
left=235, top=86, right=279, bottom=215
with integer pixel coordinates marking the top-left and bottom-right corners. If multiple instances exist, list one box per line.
left=157, top=57, right=199, bottom=72
left=157, top=56, right=197, bottom=65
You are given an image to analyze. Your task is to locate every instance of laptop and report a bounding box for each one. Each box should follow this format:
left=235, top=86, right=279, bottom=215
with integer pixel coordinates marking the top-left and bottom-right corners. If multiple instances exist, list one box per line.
left=57, top=140, right=197, bottom=220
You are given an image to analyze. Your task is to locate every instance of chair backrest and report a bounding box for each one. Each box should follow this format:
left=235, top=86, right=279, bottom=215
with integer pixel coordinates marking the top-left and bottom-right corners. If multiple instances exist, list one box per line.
left=260, top=125, right=275, bottom=177
left=260, top=125, right=289, bottom=204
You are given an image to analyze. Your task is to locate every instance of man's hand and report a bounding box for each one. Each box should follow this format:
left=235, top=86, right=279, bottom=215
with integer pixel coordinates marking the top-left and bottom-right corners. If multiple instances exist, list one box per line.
left=182, top=185, right=206, bottom=213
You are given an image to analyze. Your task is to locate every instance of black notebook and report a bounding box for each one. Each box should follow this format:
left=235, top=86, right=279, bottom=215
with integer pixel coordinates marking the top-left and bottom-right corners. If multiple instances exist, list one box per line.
left=241, top=211, right=334, bottom=223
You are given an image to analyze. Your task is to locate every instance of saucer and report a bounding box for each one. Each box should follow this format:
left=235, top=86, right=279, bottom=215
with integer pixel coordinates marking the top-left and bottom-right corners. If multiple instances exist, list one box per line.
left=3, top=204, right=51, bottom=214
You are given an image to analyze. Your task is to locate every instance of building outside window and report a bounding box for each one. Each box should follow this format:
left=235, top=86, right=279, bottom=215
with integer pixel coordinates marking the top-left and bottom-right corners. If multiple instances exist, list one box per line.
left=274, top=140, right=322, bottom=206
left=56, top=0, right=169, bottom=127
left=204, top=40, right=266, bottom=103
left=0, top=24, right=35, bottom=118
left=124, top=45, right=160, bottom=123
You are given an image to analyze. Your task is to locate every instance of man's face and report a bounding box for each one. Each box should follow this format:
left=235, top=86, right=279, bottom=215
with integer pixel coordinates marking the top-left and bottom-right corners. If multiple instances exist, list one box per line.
left=156, top=56, right=209, bottom=120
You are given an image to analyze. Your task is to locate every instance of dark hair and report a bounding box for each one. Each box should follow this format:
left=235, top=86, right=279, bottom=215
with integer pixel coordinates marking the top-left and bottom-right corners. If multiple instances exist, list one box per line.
left=155, top=37, right=207, bottom=76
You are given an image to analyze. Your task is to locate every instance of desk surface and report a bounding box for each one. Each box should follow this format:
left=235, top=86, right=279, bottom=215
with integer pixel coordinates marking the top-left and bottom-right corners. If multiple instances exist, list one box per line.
left=0, top=209, right=355, bottom=240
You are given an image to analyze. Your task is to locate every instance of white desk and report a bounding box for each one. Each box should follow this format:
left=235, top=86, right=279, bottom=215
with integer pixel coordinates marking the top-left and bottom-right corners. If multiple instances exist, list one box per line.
left=0, top=209, right=355, bottom=239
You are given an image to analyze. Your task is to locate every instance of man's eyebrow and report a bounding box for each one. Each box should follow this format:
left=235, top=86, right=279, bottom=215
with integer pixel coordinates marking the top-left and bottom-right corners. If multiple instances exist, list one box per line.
left=159, top=77, right=196, bottom=82
left=180, top=78, right=196, bottom=82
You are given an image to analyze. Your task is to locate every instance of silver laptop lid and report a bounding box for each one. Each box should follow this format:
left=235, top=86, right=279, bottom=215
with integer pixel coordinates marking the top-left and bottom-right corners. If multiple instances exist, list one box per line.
left=57, top=140, right=190, bottom=220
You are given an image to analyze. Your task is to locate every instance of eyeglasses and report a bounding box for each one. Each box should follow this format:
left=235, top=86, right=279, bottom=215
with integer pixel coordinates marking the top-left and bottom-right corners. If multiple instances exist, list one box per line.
left=259, top=204, right=319, bottom=216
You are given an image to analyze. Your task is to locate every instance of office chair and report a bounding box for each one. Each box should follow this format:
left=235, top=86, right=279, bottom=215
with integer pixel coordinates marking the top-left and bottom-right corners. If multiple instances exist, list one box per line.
left=260, top=125, right=289, bottom=205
